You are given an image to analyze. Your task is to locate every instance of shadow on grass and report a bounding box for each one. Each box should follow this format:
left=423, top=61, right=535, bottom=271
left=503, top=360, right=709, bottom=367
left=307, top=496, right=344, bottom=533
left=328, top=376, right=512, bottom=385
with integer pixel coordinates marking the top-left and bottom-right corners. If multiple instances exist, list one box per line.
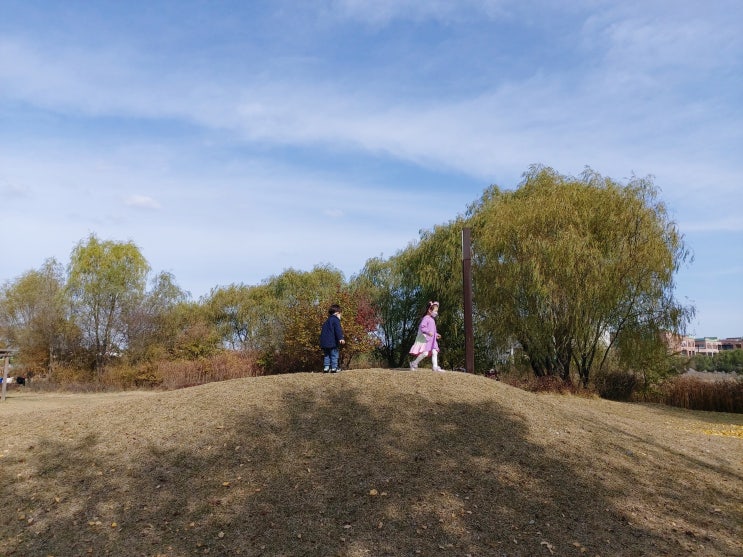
left=1, top=378, right=740, bottom=556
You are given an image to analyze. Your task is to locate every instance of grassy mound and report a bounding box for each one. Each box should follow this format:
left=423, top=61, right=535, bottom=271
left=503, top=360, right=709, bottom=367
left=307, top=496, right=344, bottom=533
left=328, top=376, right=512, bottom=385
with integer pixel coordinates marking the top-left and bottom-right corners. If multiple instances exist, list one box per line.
left=1, top=370, right=741, bottom=556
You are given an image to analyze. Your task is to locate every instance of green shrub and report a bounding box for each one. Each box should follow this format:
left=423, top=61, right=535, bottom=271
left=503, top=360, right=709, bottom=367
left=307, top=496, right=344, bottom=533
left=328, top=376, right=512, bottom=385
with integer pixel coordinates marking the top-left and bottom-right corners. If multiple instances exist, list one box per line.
left=689, top=349, right=743, bottom=374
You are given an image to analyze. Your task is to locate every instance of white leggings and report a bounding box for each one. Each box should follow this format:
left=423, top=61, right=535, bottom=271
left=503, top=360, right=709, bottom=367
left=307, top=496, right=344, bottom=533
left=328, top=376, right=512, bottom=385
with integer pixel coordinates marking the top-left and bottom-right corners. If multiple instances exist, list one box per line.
left=412, top=350, right=438, bottom=368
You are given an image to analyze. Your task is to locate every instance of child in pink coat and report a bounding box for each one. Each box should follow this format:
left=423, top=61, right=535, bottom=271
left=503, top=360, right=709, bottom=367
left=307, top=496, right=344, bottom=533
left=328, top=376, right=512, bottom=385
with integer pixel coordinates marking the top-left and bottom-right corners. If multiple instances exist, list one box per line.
left=409, top=301, right=444, bottom=371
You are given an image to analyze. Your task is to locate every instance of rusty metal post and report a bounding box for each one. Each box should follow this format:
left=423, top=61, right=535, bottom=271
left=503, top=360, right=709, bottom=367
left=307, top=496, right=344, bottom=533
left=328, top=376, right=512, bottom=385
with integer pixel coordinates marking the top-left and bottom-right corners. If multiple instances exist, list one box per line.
left=462, top=228, right=475, bottom=373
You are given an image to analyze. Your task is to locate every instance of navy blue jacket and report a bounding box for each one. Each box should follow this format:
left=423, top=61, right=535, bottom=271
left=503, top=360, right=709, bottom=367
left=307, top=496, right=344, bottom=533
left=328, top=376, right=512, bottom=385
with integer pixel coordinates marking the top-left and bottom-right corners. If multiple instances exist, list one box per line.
left=320, top=314, right=344, bottom=348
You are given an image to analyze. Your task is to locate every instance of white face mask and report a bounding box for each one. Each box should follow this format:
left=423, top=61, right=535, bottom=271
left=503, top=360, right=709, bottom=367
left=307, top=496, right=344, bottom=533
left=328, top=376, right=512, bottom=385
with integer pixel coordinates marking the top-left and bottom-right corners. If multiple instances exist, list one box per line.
left=431, top=311, right=439, bottom=318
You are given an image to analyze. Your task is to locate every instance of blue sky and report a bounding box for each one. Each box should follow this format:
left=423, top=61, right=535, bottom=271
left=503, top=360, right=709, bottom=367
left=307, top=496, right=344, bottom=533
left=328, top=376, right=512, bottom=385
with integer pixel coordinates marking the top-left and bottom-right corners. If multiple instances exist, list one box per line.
left=1, top=0, right=741, bottom=338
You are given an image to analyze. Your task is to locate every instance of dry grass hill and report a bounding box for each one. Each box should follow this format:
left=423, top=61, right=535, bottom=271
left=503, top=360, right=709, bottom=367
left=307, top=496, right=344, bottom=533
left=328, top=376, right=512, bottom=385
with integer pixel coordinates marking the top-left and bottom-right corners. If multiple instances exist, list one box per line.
left=1, top=370, right=741, bottom=556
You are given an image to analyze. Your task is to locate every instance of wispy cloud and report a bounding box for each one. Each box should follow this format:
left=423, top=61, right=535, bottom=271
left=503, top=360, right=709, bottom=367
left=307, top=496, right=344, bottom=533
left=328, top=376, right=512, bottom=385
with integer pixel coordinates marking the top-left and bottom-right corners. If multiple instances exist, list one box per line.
left=1, top=1, right=741, bottom=334
left=0, top=178, right=31, bottom=199
left=330, top=0, right=511, bottom=24
left=124, top=195, right=161, bottom=210
left=1, top=1, right=739, bottom=191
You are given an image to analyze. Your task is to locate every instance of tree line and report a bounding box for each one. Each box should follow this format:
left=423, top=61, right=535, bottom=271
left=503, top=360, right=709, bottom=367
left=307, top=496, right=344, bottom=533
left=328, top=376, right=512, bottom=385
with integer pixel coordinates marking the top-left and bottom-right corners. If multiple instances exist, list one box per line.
left=690, top=350, right=743, bottom=374
left=0, top=166, right=693, bottom=387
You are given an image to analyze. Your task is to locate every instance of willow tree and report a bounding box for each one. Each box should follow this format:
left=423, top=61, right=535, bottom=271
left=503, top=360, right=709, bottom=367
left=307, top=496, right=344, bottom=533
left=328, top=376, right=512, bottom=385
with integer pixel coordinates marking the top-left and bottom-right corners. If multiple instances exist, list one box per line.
left=355, top=217, right=467, bottom=369
left=262, top=265, right=346, bottom=369
left=409, top=218, right=472, bottom=369
left=124, top=271, right=190, bottom=363
left=67, top=234, right=150, bottom=371
left=255, top=266, right=379, bottom=372
left=0, top=258, right=72, bottom=374
left=204, top=283, right=272, bottom=351
left=472, top=166, right=693, bottom=386
left=356, top=250, right=424, bottom=368
left=202, top=266, right=378, bottom=373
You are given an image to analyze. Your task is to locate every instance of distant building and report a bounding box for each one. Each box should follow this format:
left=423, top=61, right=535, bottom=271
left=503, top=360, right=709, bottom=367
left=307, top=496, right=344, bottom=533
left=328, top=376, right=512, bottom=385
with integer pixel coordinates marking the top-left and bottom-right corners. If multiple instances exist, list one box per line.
left=695, top=337, right=721, bottom=356
left=719, top=337, right=743, bottom=351
left=662, top=334, right=741, bottom=357
left=663, top=333, right=697, bottom=356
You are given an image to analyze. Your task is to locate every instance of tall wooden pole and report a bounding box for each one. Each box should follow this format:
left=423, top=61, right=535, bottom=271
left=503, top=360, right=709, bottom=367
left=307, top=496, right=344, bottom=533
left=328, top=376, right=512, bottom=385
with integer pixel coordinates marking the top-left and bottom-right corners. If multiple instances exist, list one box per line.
left=462, top=228, right=475, bottom=373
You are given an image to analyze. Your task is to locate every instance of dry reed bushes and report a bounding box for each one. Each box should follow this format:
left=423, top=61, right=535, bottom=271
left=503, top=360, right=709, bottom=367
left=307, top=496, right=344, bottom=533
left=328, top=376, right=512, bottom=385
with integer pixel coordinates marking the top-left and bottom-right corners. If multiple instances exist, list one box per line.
left=661, top=374, right=743, bottom=413
left=23, top=352, right=265, bottom=392
left=155, top=351, right=264, bottom=389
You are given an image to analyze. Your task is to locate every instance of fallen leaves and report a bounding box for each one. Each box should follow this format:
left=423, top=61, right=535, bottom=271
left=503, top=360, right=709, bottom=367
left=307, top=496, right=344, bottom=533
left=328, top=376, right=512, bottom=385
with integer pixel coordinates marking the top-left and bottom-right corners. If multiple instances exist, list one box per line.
left=541, top=540, right=555, bottom=554
left=701, top=425, right=743, bottom=438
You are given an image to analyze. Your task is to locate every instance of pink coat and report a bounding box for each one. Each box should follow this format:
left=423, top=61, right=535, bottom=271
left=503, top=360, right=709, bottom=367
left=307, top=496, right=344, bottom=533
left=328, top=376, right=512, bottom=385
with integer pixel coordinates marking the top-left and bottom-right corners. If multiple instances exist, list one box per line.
left=409, top=314, right=439, bottom=355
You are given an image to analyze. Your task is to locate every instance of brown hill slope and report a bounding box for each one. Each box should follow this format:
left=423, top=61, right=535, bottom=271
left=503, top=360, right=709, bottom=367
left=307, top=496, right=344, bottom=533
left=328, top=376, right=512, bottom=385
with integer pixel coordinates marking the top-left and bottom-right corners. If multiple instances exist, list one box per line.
left=1, top=370, right=741, bottom=556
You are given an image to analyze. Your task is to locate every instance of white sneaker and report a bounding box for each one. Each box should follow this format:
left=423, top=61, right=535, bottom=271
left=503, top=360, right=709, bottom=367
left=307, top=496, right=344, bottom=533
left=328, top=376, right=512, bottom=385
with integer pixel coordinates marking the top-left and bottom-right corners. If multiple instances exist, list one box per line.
left=433, top=366, right=445, bottom=372
left=409, top=361, right=418, bottom=370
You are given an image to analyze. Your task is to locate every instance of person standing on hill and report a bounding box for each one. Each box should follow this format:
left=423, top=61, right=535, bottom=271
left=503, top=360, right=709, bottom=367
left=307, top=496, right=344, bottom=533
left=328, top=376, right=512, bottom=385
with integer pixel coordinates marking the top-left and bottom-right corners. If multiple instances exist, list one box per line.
left=320, top=304, right=345, bottom=373
left=409, top=301, right=443, bottom=371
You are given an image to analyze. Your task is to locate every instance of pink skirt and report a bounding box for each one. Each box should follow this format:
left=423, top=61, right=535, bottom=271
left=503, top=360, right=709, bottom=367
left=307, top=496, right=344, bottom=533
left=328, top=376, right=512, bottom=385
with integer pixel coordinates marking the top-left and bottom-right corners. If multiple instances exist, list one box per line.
left=409, top=342, right=428, bottom=355
left=409, top=333, right=429, bottom=356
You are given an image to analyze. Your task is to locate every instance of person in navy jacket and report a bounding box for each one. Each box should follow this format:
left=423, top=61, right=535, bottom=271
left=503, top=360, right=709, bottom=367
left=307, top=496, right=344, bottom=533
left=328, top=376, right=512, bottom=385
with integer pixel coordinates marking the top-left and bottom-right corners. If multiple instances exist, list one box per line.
left=320, top=304, right=345, bottom=372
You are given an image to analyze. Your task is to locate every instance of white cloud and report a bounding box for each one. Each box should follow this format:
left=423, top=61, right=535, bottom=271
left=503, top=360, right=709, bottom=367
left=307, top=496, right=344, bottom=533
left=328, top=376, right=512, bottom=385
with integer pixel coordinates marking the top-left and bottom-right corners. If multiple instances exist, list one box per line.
left=2, top=29, right=739, bottom=240
left=124, top=195, right=161, bottom=209
left=1, top=3, right=739, bottom=202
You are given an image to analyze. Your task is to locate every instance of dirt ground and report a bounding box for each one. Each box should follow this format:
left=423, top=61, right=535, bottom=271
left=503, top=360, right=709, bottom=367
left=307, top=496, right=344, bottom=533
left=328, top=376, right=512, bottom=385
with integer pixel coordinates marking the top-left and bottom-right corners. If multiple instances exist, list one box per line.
left=1, top=370, right=741, bottom=556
